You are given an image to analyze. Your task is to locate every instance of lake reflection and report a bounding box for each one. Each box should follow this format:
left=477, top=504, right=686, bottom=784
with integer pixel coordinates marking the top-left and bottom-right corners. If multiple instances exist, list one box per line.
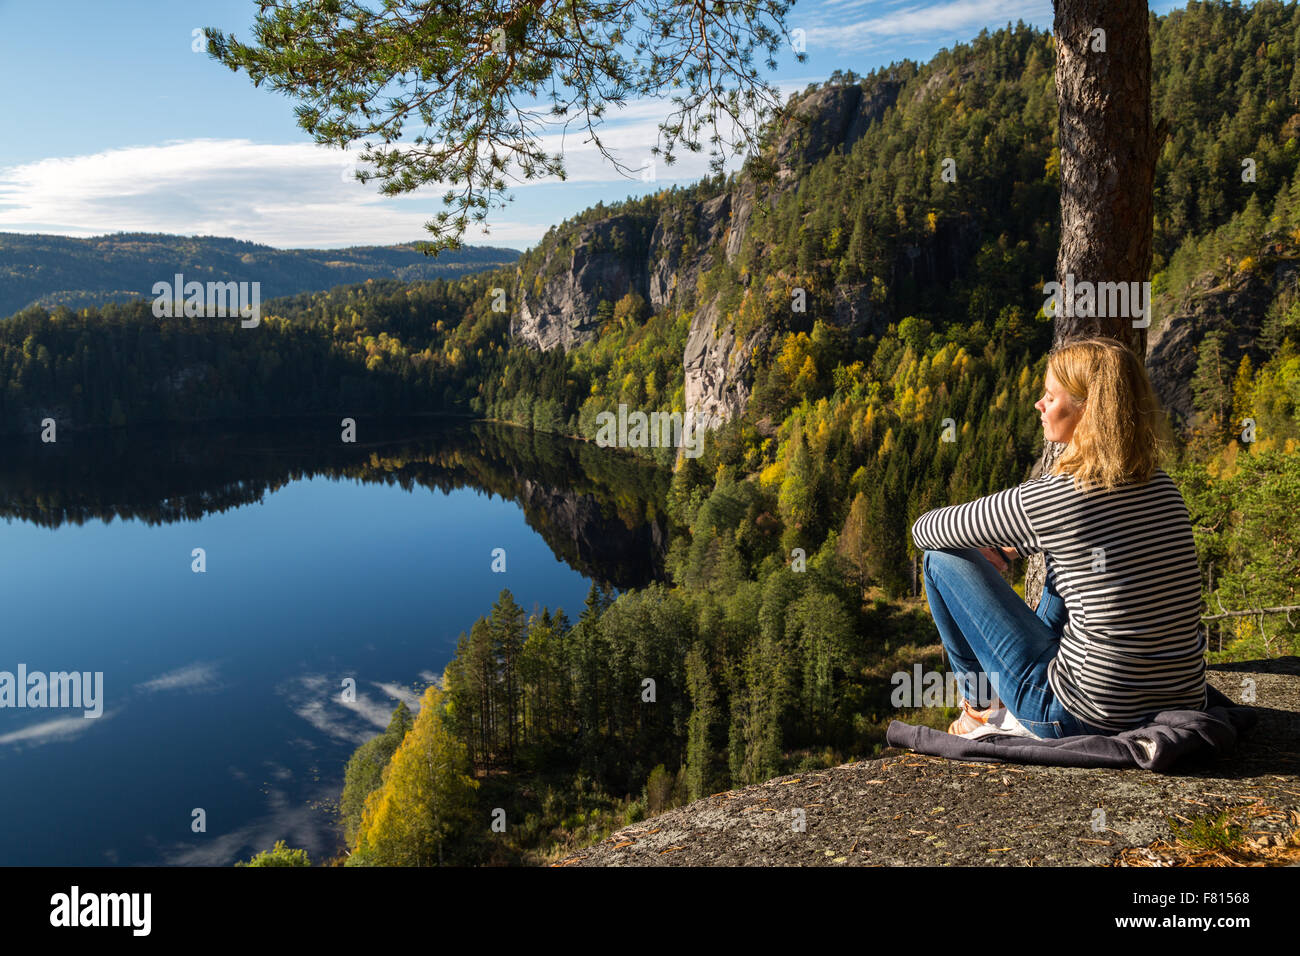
left=0, top=418, right=670, bottom=865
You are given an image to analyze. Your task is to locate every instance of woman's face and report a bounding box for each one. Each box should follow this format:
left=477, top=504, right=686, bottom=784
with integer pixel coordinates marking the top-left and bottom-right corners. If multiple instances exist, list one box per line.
left=1035, top=368, right=1084, bottom=444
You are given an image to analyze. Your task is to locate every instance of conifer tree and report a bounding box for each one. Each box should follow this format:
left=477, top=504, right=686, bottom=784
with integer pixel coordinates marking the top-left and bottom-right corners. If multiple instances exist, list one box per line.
left=1192, top=329, right=1233, bottom=447
left=461, top=617, right=497, bottom=768
left=491, top=589, right=526, bottom=767
left=1285, top=175, right=1300, bottom=232
left=778, top=423, right=815, bottom=553
left=866, top=482, right=909, bottom=598
left=1231, top=193, right=1267, bottom=258
left=683, top=642, right=724, bottom=800
left=836, top=491, right=871, bottom=597
left=1231, top=354, right=1255, bottom=437
left=1268, top=177, right=1295, bottom=233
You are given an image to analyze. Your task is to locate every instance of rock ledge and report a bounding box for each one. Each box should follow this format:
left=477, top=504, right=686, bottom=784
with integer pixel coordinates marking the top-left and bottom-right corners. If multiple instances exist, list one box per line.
left=557, top=660, right=1300, bottom=866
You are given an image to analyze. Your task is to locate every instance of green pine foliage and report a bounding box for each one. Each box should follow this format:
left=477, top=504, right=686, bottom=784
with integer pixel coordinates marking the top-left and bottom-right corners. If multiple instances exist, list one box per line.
left=7, top=2, right=1300, bottom=865
left=327, top=3, right=1300, bottom=860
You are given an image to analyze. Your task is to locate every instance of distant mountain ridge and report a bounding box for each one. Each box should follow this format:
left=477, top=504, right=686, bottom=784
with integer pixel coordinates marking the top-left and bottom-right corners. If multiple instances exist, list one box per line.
left=0, top=232, right=521, bottom=318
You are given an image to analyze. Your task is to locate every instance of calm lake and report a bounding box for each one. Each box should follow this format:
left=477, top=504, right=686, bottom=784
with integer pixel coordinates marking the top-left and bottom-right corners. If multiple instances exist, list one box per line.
left=0, top=418, right=670, bottom=865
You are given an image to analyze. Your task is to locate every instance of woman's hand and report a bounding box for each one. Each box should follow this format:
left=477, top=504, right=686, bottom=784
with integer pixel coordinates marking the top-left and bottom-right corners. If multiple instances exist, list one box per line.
left=979, top=546, right=1017, bottom=572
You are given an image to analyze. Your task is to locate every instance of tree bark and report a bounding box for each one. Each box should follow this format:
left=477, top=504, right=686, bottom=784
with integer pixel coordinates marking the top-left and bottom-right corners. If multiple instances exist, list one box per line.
left=1026, top=0, right=1163, bottom=609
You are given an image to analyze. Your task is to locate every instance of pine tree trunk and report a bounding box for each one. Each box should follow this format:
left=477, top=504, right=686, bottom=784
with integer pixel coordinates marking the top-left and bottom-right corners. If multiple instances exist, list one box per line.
left=1026, top=0, right=1161, bottom=608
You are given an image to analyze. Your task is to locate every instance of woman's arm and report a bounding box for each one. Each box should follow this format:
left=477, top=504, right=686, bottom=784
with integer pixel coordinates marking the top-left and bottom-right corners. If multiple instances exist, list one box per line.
left=911, top=484, right=1044, bottom=558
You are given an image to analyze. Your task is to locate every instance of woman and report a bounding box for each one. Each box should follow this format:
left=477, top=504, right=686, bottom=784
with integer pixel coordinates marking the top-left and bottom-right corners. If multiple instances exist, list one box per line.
left=911, top=337, right=1208, bottom=738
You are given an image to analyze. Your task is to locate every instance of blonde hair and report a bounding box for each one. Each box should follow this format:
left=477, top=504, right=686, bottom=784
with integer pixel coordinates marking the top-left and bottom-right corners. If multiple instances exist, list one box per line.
left=1047, top=337, right=1175, bottom=492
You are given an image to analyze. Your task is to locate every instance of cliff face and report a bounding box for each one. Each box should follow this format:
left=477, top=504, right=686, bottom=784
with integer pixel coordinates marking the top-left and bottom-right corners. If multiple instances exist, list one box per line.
left=510, top=77, right=909, bottom=431
left=510, top=214, right=657, bottom=352
left=556, top=659, right=1300, bottom=866
left=1147, top=244, right=1300, bottom=434
left=513, top=65, right=1300, bottom=445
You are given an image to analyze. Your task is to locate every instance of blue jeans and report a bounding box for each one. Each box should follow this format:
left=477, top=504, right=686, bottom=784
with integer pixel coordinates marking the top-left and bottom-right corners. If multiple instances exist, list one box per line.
left=921, top=548, right=1112, bottom=738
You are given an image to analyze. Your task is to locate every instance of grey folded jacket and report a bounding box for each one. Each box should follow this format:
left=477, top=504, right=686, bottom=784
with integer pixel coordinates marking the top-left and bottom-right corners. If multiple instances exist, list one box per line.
left=884, top=685, right=1257, bottom=771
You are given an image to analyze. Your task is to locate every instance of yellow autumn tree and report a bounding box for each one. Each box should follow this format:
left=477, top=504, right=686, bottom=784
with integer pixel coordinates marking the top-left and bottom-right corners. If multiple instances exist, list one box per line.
left=793, top=354, right=819, bottom=398
left=348, top=684, right=479, bottom=866
left=776, top=331, right=814, bottom=383
left=877, top=426, right=896, bottom=459
left=1231, top=354, right=1254, bottom=435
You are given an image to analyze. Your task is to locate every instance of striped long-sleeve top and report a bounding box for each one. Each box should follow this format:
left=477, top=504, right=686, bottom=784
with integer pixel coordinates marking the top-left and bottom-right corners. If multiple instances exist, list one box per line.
left=911, top=468, right=1207, bottom=731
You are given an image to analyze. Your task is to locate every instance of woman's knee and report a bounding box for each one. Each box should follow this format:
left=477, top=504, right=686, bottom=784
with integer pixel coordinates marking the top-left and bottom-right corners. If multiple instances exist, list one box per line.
left=922, top=549, right=947, bottom=587
left=923, top=547, right=979, bottom=580
left=923, top=547, right=963, bottom=569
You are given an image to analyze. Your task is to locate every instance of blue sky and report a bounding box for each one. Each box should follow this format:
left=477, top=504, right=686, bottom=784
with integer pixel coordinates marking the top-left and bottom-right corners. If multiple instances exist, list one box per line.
left=0, top=0, right=1188, bottom=251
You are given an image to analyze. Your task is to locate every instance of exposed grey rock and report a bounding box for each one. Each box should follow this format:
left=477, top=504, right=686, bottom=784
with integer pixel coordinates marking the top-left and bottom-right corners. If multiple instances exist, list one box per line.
left=511, top=214, right=655, bottom=352
left=768, top=82, right=901, bottom=181
left=831, top=284, right=886, bottom=338
left=512, top=76, right=906, bottom=433
left=647, top=193, right=730, bottom=313
left=908, top=61, right=979, bottom=108
left=724, top=173, right=756, bottom=267
left=1147, top=255, right=1297, bottom=434
left=557, top=659, right=1300, bottom=866
left=723, top=79, right=902, bottom=269
left=680, top=79, right=904, bottom=431
left=682, top=296, right=773, bottom=439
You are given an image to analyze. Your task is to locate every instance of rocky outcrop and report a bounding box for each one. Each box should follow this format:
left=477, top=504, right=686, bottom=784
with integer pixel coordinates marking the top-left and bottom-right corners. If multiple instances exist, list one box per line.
left=907, top=61, right=979, bottom=109
left=1147, top=248, right=1299, bottom=434
left=681, top=296, right=772, bottom=436
left=671, top=80, right=911, bottom=434
left=768, top=81, right=904, bottom=185
left=647, top=193, right=730, bottom=313
left=512, top=75, right=909, bottom=431
left=557, top=659, right=1300, bottom=866
left=511, top=214, right=656, bottom=351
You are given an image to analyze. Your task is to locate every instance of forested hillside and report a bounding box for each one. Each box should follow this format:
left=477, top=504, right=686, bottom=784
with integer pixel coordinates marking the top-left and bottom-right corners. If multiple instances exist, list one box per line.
left=336, top=4, right=1300, bottom=866
left=3, top=2, right=1298, bottom=866
left=0, top=232, right=519, bottom=317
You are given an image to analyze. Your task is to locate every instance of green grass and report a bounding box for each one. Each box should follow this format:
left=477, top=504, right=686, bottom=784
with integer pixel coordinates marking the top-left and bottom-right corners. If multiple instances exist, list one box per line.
left=1167, top=809, right=1246, bottom=853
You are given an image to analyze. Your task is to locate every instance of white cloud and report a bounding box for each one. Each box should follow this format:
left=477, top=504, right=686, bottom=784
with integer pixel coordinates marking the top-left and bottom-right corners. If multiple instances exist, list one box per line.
left=0, top=80, right=812, bottom=248
left=370, top=681, right=424, bottom=714
left=0, top=3, right=1071, bottom=250
left=0, top=710, right=114, bottom=749
left=135, top=661, right=220, bottom=693
left=280, top=673, right=424, bottom=746
left=798, top=0, right=1049, bottom=50
left=0, top=138, right=466, bottom=248
left=157, top=779, right=338, bottom=866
